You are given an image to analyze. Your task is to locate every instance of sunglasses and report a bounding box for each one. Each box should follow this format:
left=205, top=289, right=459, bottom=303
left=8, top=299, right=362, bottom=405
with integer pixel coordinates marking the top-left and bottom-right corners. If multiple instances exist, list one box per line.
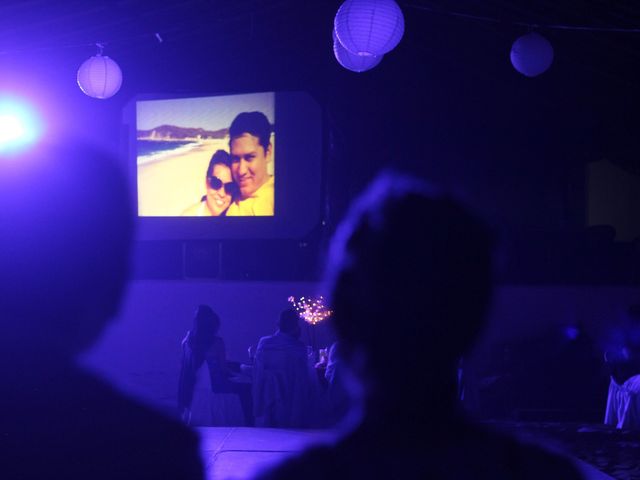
left=207, top=176, right=237, bottom=195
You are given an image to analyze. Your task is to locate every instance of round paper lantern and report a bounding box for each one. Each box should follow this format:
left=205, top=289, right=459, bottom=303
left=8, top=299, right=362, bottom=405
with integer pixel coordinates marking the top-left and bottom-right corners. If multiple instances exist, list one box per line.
left=334, top=0, right=404, bottom=57
left=77, top=55, right=123, bottom=99
left=333, top=30, right=383, bottom=72
left=510, top=32, right=554, bottom=77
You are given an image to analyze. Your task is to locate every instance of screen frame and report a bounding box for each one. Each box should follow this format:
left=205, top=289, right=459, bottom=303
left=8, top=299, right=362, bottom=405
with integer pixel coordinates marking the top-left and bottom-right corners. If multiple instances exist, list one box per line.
left=124, top=90, right=323, bottom=240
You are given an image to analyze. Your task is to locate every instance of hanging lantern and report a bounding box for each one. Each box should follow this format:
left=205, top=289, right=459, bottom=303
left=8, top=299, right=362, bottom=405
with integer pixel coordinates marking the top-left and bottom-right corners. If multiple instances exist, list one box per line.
left=510, top=32, right=554, bottom=77
left=77, top=45, right=123, bottom=99
left=334, top=0, right=404, bottom=57
left=333, top=30, right=383, bottom=72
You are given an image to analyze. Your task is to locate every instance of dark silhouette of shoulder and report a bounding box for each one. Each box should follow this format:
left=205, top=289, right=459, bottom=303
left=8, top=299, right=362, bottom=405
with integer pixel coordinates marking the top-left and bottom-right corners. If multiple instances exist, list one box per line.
left=0, top=141, right=204, bottom=479
left=1, top=366, right=203, bottom=479
left=257, top=420, right=581, bottom=480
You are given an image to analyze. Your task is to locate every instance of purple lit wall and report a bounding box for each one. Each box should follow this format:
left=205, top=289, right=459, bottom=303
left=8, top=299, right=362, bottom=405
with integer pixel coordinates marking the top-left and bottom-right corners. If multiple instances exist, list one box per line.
left=81, top=280, right=640, bottom=417
left=81, top=280, right=334, bottom=415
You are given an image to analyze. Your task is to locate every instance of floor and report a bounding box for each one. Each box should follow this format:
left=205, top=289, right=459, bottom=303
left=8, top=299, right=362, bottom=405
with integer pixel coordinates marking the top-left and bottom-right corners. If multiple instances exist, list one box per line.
left=197, top=427, right=614, bottom=480
left=494, top=421, right=640, bottom=480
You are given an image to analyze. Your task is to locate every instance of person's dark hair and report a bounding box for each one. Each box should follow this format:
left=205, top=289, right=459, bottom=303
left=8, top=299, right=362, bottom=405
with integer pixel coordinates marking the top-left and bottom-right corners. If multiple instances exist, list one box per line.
left=278, top=309, right=300, bottom=335
left=628, top=304, right=640, bottom=321
left=188, top=305, right=220, bottom=354
left=326, top=172, right=493, bottom=377
left=228, top=111, right=271, bottom=151
left=0, top=139, right=133, bottom=356
left=206, top=149, right=231, bottom=178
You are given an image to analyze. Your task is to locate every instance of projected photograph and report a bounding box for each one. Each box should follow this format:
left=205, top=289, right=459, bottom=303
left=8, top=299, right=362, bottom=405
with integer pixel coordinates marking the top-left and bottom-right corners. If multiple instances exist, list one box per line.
left=136, top=91, right=275, bottom=217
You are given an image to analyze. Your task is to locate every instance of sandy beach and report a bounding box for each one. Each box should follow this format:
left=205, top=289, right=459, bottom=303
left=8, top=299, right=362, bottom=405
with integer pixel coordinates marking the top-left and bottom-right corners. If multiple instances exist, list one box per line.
left=137, top=136, right=276, bottom=217
left=137, top=139, right=228, bottom=216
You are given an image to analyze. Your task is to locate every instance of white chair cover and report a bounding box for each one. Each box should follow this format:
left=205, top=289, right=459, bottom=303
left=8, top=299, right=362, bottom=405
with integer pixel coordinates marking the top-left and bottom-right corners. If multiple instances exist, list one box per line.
left=604, top=374, right=640, bottom=429
left=253, top=342, right=315, bottom=428
left=189, top=364, right=245, bottom=426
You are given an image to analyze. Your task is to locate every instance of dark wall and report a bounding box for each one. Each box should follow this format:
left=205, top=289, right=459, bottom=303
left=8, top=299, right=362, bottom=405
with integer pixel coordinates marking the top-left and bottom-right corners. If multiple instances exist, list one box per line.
left=2, top=1, right=640, bottom=283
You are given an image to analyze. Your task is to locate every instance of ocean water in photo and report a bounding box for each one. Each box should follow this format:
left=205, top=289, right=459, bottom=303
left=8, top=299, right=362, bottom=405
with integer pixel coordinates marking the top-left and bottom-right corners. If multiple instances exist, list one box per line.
left=137, top=140, right=199, bottom=165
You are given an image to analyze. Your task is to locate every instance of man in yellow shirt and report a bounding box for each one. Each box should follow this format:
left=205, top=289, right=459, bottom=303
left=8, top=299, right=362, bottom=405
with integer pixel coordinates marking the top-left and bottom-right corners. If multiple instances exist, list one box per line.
left=226, top=111, right=274, bottom=216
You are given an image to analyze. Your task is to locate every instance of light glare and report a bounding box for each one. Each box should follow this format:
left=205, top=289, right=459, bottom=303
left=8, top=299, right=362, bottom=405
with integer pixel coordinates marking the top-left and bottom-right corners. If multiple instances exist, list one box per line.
left=0, top=97, right=41, bottom=154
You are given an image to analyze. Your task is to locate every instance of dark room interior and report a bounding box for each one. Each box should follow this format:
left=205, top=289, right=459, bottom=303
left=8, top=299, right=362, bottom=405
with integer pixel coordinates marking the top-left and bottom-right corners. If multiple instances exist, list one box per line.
left=2, top=1, right=640, bottom=479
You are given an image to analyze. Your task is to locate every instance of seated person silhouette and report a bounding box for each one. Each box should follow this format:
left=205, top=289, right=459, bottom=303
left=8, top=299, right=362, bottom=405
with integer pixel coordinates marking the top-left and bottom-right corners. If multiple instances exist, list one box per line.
left=253, top=309, right=314, bottom=428
left=256, top=173, right=582, bottom=479
left=178, top=305, right=253, bottom=426
left=320, top=341, right=351, bottom=427
left=0, top=140, right=203, bottom=479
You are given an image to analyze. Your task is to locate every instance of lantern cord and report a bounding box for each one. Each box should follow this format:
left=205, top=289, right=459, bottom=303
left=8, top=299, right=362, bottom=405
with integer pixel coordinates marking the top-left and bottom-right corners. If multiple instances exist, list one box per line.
left=404, top=3, right=640, bottom=33
left=0, top=30, right=170, bottom=56
left=1, top=38, right=126, bottom=56
left=0, top=0, right=291, bottom=57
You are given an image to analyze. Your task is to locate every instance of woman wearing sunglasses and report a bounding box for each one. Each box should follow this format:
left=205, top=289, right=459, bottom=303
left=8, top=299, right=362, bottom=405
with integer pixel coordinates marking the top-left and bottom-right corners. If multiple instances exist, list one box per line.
left=183, top=149, right=237, bottom=216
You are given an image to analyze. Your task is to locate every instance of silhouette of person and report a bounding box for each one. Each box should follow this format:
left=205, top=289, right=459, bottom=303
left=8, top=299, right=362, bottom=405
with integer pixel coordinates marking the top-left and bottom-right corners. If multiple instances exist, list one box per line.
left=252, top=309, right=314, bottom=427
left=322, top=341, right=351, bottom=427
left=178, top=304, right=253, bottom=426
left=0, top=140, right=203, bottom=479
left=256, top=172, right=582, bottom=479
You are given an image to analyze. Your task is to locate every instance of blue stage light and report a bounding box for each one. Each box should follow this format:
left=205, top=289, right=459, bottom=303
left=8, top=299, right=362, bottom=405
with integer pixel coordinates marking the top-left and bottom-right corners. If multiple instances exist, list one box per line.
left=0, top=97, right=42, bottom=154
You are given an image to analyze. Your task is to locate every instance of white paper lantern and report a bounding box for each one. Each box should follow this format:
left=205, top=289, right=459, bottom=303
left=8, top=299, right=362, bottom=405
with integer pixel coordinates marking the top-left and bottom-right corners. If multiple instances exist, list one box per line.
left=77, top=55, right=123, bottom=99
left=510, top=32, right=554, bottom=77
left=333, top=31, right=383, bottom=72
left=334, top=0, right=404, bottom=57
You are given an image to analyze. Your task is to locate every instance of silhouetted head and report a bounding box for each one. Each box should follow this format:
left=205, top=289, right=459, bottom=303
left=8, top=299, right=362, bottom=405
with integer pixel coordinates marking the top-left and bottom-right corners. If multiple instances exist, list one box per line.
left=278, top=308, right=301, bottom=338
left=0, top=140, right=133, bottom=361
left=189, top=305, right=220, bottom=353
left=326, top=172, right=493, bottom=392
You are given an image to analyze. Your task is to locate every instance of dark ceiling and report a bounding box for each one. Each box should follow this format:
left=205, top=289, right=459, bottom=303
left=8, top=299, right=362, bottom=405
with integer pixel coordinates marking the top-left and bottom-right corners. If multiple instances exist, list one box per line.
left=1, top=1, right=639, bottom=282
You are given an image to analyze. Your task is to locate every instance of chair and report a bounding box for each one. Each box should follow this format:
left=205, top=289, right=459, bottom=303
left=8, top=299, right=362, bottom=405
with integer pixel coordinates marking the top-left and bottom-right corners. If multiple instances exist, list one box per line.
left=209, top=393, right=245, bottom=426
left=604, top=350, right=640, bottom=429
left=189, top=365, right=245, bottom=426
left=252, top=345, right=313, bottom=428
left=604, top=375, right=640, bottom=429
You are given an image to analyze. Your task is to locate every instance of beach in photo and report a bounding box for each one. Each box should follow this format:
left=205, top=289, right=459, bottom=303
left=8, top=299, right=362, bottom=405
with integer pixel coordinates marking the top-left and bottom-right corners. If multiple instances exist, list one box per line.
left=137, top=139, right=228, bottom=216
left=136, top=91, right=276, bottom=217
left=137, top=136, right=275, bottom=216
